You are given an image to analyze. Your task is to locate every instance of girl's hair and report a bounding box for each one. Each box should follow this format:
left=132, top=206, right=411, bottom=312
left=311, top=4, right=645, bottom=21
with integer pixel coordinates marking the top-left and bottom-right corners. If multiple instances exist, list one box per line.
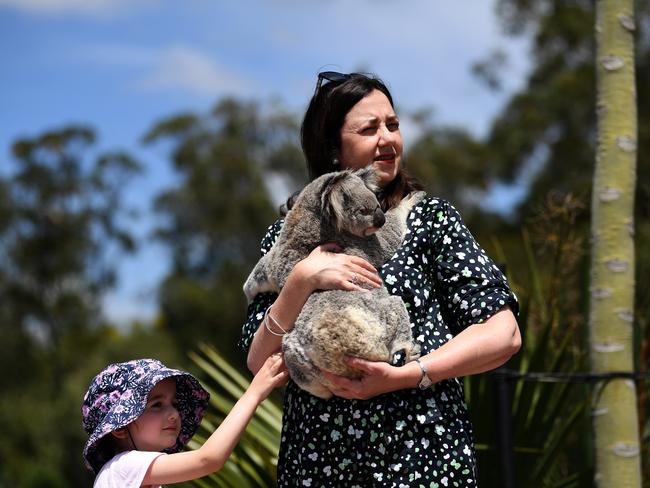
left=291, top=72, right=422, bottom=212
left=93, top=435, right=124, bottom=470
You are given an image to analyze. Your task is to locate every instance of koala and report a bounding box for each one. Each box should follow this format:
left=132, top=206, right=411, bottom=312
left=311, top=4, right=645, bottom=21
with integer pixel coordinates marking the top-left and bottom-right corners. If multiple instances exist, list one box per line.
left=243, top=167, right=425, bottom=399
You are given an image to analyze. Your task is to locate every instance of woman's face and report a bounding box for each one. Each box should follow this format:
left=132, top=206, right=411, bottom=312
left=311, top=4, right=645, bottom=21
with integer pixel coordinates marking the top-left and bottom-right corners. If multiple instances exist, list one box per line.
left=338, top=89, right=403, bottom=187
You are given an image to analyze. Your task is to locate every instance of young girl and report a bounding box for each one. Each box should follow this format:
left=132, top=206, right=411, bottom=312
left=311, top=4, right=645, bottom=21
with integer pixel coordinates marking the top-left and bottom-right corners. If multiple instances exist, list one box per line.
left=82, top=353, right=287, bottom=487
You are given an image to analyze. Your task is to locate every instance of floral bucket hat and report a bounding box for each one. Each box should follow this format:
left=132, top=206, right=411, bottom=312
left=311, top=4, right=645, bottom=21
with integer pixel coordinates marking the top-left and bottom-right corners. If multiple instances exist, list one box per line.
left=81, top=358, right=210, bottom=473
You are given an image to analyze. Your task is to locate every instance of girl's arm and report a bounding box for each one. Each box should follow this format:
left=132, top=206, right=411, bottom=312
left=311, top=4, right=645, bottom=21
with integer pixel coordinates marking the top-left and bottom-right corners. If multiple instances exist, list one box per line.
left=141, top=354, right=288, bottom=485
left=322, top=306, right=520, bottom=400
left=246, top=244, right=383, bottom=374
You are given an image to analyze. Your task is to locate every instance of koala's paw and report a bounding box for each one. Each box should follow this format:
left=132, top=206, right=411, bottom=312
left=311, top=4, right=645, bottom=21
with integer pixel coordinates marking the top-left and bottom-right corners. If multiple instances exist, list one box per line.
left=408, top=343, right=421, bottom=361
left=243, top=262, right=277, bottom=302
left=390, top=342, right=420, bottom=365
left=404, top=190, right=427, bottom=209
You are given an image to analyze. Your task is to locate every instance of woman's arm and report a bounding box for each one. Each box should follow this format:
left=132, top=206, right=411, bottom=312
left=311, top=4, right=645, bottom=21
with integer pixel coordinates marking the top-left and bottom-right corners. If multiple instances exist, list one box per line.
left=246, top=244, right=383, bottom=374
left=246, top=268, right=313, bottom=374
left=322, top=306, right=520, bottom=400
left=141, top=354, right=289, bottom=485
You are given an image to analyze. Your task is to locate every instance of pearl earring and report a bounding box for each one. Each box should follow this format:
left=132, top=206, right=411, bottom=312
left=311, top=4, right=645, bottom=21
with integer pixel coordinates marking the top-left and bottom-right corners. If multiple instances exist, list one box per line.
left=332, top=158, right=339, bottom=166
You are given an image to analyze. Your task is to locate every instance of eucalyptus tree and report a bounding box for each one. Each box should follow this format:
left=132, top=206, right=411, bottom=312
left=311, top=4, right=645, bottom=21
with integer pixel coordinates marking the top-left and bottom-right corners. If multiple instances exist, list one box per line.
left=589, top=0, right=642, bottom=485
left=0, top=126, right=141, bottom=486
left=143, top=98, right=305, bottom=359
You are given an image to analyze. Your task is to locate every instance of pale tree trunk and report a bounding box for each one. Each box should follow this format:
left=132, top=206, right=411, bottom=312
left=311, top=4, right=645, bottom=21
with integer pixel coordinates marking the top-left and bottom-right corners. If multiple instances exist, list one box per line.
left=590, top=0, right=641, bottom=486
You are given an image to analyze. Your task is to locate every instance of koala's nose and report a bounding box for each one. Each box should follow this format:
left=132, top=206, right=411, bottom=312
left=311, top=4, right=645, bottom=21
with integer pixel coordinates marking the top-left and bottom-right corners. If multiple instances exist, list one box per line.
left=373, top=207, right=386, bottom=227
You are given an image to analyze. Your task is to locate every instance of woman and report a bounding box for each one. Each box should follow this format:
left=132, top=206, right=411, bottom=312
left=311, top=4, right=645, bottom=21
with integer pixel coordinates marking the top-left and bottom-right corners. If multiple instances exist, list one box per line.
left=240, top=72, right=521, bottom=487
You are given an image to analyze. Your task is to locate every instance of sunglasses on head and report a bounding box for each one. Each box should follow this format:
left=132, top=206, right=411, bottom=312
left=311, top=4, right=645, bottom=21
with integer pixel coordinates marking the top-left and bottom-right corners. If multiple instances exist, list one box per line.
left=315, top=71, right=351, bottom=92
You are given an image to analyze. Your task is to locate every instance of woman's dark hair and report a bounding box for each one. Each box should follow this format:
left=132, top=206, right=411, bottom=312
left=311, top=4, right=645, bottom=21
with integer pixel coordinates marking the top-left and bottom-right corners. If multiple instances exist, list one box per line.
left=295, top=72, right=422, bottom=212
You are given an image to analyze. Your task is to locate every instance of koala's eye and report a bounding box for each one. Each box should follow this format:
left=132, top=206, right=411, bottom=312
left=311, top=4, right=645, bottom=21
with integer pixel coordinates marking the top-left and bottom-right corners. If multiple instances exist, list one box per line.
left=360, top=207, right=375, bottom=216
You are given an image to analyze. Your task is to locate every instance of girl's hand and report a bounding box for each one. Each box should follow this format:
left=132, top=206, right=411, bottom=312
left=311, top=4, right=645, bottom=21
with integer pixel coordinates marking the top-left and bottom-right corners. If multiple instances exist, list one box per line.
left=320, top=357, right=409, bottom=400
left=249, top=353, right=289, bottom=401
left=292, top=243, right=383, bottom=293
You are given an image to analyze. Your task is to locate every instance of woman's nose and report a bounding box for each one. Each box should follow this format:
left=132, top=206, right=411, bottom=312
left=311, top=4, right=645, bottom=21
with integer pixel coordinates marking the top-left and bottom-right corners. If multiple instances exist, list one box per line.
left=378, top=124, right=395, bottom=145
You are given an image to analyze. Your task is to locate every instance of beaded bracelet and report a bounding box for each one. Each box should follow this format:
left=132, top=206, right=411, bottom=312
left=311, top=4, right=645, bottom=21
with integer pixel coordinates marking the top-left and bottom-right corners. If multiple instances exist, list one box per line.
left=264, top=306, right=288, bottom=336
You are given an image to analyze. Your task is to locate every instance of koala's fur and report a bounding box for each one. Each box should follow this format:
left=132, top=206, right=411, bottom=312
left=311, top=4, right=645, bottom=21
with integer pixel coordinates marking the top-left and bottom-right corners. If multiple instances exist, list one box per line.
left=243, top=167, right=425, bottom=399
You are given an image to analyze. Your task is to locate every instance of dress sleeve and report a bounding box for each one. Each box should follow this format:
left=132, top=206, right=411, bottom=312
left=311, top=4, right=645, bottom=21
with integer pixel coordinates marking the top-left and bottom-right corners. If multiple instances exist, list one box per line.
left=430, top=200, right=518, bottom=335
left=238, top=219, right=284, bottom=352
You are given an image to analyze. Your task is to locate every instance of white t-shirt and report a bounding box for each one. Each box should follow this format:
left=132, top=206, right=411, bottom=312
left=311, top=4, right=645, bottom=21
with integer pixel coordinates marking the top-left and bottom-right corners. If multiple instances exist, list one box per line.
left=94, top=450, right=166, bottom=488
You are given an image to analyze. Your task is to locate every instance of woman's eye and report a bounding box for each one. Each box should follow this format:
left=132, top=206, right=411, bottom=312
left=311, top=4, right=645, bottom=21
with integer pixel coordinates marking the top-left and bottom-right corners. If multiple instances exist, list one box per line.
left=388, top=122, right=400, bottom=130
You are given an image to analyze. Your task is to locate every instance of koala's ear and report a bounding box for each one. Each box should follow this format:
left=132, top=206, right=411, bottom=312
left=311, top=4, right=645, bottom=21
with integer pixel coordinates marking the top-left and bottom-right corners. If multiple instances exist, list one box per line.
left=354, top=166, right=380, bottom=193
left=320, top=171, right=350, bottom=229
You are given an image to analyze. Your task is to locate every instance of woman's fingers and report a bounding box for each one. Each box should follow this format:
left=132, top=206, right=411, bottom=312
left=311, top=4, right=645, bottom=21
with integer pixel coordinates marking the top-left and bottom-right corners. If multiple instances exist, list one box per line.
left=301, top=245, right=383, bottom=291
left=356, top=268, right=383, bottom=287
left=343, top=272, right=380, bottom=291
left=344, top=265, right=382, bottom=289
left=348, top=255, right=378, bottom=272
left=321, top=371, right=366, bottom=399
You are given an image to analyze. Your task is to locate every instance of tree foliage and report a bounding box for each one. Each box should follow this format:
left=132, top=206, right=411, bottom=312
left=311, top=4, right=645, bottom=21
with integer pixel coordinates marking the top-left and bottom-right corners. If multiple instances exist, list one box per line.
left=0, top=126, right=148, bottom=486
left=143, top=98, right=306, bottom=359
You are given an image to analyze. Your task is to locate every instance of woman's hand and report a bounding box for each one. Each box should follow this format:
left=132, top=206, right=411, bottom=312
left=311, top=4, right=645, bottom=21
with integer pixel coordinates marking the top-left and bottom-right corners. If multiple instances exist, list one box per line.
left=320, top=357, right=416, bottom=400
left=248, top=244, right=383, bottom=376
left=292, top=243, right=383, bottom=293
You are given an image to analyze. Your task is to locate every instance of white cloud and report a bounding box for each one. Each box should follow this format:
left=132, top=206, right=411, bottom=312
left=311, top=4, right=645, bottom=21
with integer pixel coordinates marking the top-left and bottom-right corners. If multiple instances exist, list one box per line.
left=137, top=45, right=257, bottom=98
left=0, top=0, right=157, bottom=16
left=76, top=43, right=158, bottom=66
left=75, top=43, right=258, bottom=98
left=250, top=0, right=531, bottom=135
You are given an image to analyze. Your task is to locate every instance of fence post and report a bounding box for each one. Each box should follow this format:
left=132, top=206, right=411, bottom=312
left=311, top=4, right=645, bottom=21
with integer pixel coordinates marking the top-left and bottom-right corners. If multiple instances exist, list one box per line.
left=495, top=368, right=515, bottom=488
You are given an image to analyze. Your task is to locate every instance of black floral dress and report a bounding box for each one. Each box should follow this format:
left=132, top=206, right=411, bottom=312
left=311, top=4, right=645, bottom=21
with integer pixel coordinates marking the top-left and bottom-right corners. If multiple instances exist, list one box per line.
left=239, top=196, right=518, bottom=487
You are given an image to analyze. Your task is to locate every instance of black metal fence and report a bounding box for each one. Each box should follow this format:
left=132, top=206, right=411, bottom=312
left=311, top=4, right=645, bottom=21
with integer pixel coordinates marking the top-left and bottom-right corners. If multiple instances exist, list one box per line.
left=490, top=368, right=649, bottom=488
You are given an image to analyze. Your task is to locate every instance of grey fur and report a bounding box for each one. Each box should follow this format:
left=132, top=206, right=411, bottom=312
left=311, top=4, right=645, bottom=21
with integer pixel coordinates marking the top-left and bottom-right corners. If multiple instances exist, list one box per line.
left=243, top=167, right=425, bottom=399
left=283, top=288, right=419, bottom=398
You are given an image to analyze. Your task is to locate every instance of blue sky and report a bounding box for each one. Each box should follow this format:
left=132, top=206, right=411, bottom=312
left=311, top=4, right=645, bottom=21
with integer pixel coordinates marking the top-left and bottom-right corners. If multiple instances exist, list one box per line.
left=0, top=0, right=531, bottom=324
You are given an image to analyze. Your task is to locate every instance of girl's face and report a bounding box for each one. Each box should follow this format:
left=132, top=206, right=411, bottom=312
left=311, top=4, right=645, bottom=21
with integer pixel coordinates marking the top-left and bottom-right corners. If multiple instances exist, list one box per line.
left=338, top=89, right=403, bottom=187
left=129, top=377, right=181, bottom=451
